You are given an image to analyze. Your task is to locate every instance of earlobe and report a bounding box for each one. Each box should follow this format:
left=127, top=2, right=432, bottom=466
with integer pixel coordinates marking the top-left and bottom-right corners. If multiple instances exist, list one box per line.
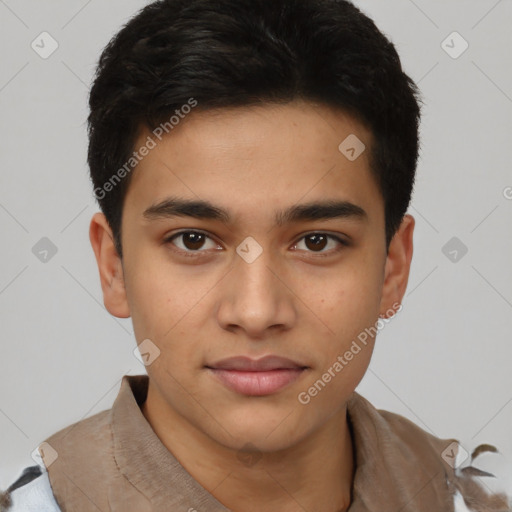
left=89, top=212, right=131, bottom=318
left=379, top=214, right=415, bottom=318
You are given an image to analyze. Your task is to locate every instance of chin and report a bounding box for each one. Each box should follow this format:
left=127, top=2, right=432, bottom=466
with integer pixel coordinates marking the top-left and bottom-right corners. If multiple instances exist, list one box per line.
left=206, top=409, right=310, bottom=453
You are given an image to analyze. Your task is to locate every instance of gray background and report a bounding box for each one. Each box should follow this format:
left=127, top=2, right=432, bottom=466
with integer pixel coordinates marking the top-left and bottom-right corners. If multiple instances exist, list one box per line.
left=1, top=0, right=511, bottom=488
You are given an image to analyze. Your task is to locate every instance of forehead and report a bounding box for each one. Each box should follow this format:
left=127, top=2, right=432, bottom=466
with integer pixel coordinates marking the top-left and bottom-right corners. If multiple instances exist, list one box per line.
left=123, top=100, right=382, bottom=227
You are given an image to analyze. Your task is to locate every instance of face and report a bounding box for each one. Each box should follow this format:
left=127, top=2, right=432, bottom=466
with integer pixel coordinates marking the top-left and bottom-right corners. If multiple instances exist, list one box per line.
left=90, top=100, right=413, bottom=453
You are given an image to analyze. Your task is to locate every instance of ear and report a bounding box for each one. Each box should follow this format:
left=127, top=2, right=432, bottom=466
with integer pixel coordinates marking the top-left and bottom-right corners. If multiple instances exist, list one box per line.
left=379, top=214, right=415, bottom=318
left=89, top=212, right=131, bottom=318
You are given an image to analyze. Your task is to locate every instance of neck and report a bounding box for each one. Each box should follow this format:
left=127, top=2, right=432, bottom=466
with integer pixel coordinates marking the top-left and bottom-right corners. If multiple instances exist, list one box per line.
left=141, top=384, right=355, bottom=512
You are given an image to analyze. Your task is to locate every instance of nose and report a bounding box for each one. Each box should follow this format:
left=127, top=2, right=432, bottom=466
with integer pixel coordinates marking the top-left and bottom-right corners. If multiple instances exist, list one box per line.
left=216, top=245, right=298, bottom=339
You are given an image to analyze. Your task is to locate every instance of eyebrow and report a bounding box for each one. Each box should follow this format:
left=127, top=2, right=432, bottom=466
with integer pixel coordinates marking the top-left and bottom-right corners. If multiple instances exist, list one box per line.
left=142, top=196, right=368, bottom=226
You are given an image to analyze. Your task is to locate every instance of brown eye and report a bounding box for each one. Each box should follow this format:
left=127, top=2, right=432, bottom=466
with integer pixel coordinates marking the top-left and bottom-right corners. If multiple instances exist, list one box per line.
left=181, top=232, right=206, bottom=250
left=165, top=231, right=219, bottom=253
left=292, top=233, right=347, bottom=255
left=304, top=234, right=328, bottom=251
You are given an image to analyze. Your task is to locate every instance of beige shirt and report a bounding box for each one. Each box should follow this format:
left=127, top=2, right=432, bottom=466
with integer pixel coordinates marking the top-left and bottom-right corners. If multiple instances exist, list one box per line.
left=40, top=375, right=509, bottom=511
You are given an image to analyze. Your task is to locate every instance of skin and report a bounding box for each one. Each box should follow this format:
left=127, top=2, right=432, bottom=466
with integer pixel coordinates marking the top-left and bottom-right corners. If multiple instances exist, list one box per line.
left=89, top=99, right=414, bottom=512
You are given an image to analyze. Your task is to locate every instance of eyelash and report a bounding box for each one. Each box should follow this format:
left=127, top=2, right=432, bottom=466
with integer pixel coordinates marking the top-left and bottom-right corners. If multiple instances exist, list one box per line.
left=163, top=230, right=348, bottom=259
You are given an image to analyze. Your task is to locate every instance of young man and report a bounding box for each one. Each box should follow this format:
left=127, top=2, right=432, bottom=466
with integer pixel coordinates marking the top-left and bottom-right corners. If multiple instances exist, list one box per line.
left=1, top=0, right=510, bottom=511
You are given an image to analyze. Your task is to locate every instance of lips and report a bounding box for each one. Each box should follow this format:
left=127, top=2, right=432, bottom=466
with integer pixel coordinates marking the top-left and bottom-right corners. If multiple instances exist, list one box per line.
left=205, top=355, right=309, bottom=396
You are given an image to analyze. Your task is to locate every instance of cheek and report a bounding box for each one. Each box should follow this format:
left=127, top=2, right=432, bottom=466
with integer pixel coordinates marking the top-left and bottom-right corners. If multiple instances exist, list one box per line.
left=316, top=263, right=382, bottom=336
left=125, top=269, right=211, bottom=381
left=304, top=260, right=382, bottom=402
left=125, top=253, right=208, bottom=339
left=298, top=301, right=378, bottom=416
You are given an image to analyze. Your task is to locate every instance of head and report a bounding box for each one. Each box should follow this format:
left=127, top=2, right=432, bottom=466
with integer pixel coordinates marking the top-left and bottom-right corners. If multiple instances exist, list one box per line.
left=89, top=0, right=419, bottom=453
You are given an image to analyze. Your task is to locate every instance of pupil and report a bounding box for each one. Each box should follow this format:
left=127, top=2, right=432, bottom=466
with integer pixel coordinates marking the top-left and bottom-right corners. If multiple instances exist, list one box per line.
left=184, top=233, right=204, bottom=250
left=306, top=234, right=327, bottom=251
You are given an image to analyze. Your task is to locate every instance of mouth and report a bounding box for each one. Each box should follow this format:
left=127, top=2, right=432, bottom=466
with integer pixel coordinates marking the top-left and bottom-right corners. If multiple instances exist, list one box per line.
left=205, top=355, right=309, bottom=396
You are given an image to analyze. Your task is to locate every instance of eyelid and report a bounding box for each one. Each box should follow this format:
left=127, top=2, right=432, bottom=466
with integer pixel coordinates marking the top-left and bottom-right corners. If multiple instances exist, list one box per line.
left=164, top=229, right=221, bottom=252
left=292, top=230, right=349, bottom=245
left=290, top=231, right=349, bottom=256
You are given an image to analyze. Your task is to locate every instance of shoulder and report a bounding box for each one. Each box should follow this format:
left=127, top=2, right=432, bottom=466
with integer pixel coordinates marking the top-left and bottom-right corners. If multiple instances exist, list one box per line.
left=1, top=465, right=61, bottom=512
left=1, top=410, right=112, bottom=512
left=450, top=440, right=512, bottom=511
left=356, top=394, right=512, bottom=511
left=43, top=407, right=112, bottom=459
left=349, top=392, right=456, bottom=469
